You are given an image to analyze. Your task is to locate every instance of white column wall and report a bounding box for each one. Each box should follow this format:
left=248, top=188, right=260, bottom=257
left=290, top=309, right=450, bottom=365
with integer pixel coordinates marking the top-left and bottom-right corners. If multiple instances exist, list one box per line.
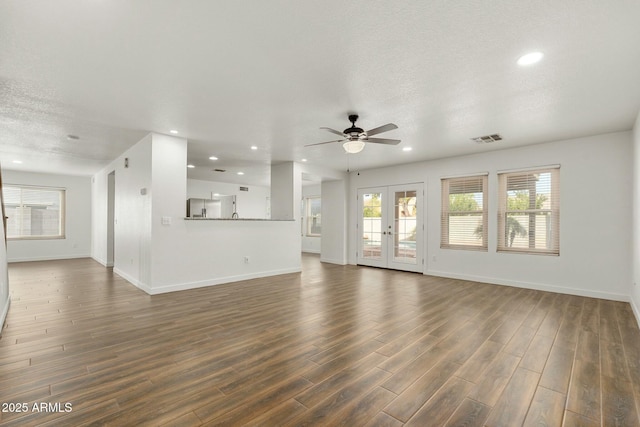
left=270, top=162, right=298, bottom=220
left=149, top=134, right=187, bottom=288
left=321, top=179, right=348, bottom=265
left=113, top=134, right=154, bottom=290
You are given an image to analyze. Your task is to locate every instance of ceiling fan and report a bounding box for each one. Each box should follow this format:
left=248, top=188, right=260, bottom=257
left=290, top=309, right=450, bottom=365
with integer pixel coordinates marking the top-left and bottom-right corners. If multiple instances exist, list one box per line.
left=306, top=114, right=400, bottom=153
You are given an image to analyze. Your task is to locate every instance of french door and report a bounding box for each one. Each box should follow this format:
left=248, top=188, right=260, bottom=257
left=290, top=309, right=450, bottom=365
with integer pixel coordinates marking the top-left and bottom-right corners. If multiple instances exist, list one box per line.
left=357, top=183, right=424, bottom=272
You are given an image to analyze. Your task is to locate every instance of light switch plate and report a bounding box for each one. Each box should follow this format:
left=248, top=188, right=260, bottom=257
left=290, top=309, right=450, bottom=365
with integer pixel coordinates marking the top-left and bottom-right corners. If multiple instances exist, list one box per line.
left=161, top=216, right=172, bottom=225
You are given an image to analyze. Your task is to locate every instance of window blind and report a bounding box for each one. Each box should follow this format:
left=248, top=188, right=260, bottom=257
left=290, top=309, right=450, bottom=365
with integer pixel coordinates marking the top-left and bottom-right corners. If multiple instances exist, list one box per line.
left=441, top=175, right=487, bottom=250
left=497, top=167, right=559, bottom=255
left=2, top=185, right=65, bottom=239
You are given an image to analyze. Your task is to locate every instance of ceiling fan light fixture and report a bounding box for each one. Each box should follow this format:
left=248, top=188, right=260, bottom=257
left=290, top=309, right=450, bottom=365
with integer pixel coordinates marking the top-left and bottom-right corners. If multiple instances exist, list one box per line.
left=343, top=140, right=365, bottom=154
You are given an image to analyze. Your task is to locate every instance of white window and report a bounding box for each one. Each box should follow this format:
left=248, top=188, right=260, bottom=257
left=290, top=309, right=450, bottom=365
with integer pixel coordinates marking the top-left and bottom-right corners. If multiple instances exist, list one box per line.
left=497, top=167, right=559, bottom=255
left=441, top=175, right=488, bottom=250
left=305, top=197, right=321, bottom=236
left=2, top=185, right=66, bottom=240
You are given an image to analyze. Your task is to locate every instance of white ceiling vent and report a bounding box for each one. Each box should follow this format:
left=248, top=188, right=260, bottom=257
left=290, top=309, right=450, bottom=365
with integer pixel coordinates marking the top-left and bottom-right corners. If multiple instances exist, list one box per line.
left=471, top=134, right=503, bottom=144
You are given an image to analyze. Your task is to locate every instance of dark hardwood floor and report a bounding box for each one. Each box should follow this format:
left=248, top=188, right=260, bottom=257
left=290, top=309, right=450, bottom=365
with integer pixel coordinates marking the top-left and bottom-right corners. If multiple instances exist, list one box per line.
left=1, top=254, right=639, bottom=426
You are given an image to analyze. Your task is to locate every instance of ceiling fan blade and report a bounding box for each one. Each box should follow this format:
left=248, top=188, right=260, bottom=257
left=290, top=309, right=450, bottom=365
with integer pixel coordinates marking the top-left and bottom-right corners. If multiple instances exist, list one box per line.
left=365, top=123, right=398, bottom=136
left=304, top=139, right=345, bottom=147
left=320, top=127, right=345, bottom=137
left=366, top=137, right=401, bottom=145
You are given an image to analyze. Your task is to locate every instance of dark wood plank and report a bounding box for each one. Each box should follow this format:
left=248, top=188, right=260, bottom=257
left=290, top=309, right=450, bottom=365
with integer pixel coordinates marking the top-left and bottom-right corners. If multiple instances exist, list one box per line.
left=503, top=325, right=537, bottom=357
left=601, top=375, right=640, bottom=427
left=456, top=339, right=502, bottom=384
left=284, top=368, right=390, bottom=426
left=563, top=410, right=600, bottom=427
left=539, top=344, right=574, bottom=394
left=467, top=351, right=521, bottom=406
left=244, top=399, right=307, bottom=427
left=523, top=386, right=566, bottom=427
left=383, top=358, right=461, bottom=422
left=566, top=358, right=600, bottom=421
left=520, top=333, right=555, bottom=373
left=444, top=398, right=490, bottom=427
left=328, top=386, right=397, bottom=427
left=404, top=377, right=474, bottom=427
left=2, top=256, right=639, bottom=426
left=484, top=367, right=539, bottom=426
left=364, top=412, right=404, bottom=427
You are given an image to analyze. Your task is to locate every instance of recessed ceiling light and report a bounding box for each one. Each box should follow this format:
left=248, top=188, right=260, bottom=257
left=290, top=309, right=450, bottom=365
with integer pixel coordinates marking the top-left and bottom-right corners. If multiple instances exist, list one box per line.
left=209, top=156, right=218, bottom=160
left=213, top=193, right=220, bottom=196
left=170, top=130, right=179, bottom=134
left=187, top=164, right=195, bottom=168
left=301, top=158, right=308, bottom=162
left=250, top=146, right=258, bottom=150
left=66, top=134, right=80, bottom=140
left=237, top=171, right=244, bottom=175
left=402, top=147, right=412, bottom=152
left=12, top=160, right=23, bottom=164
left=517, top=51, right=543, bottom=66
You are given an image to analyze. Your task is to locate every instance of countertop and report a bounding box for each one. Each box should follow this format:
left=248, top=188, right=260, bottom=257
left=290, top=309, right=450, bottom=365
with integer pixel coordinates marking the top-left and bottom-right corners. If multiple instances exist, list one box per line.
left=183, top=217, right=294, bottom=221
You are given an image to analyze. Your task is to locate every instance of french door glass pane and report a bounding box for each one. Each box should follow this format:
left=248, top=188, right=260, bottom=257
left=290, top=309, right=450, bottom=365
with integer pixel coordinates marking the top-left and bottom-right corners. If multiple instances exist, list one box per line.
left=362, top=192, right=383, bottom=259
left=393, top=190, right=417, bottom=264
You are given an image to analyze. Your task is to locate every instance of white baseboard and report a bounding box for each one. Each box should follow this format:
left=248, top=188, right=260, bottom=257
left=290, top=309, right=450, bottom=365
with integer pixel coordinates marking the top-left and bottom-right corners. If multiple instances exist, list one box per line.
left=302, top=249, right=321, bottom=254
left=113, top=268, right=152, bottom=294
left=320, top=257, right=347, bottom=265
left=0, top=297, right=10, bottom=335
left=8, top=254, right=91, bottom=263
left=425, top=269, right=629, bottom=302
left=91, top=256, right=114, bottom=268
left=631, top=296, right=640, bottom=329
left=113, top=267, right=302, bottom=295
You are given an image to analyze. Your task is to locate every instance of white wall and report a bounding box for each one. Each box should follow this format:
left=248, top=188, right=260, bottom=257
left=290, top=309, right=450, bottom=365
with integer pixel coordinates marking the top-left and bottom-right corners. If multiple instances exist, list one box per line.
left=271, top=162, right=301, bottom=220
left=302, top=184, right=321, bottom=253
left=92, top=134, right=153, bottom=288
left=350, top=131, right=633, bottom=301
left=3, top=170, right=92, bottom=262
left=321, top=179, right=348, bottom=264
left=187, top=179, right=270, bottom=219
left=0, top=167, right=9, bottom=330
left=149, top=220, right=300, bottom=293
left=631, top=110, right=640, bottom=323
left=92, top=133, right=301, bottom=294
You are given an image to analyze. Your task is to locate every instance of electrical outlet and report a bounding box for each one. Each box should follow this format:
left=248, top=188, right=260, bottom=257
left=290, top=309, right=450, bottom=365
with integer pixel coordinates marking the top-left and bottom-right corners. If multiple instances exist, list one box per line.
left=244, top=256, right=250, bottom=264
left=432, top=256, right=437, bottom=262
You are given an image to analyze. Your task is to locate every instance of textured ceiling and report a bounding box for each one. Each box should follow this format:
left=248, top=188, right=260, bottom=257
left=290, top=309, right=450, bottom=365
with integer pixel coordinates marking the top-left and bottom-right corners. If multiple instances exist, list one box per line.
left=1, top=0, right=640, bottom=185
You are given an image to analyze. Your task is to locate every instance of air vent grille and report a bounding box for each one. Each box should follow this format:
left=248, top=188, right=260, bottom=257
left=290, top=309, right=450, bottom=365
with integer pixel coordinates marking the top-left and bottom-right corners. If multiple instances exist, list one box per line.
left=239, top=186, right=249, bottom=192
left=213, top=168, right=226, bottom=172
left=471, top=134, right=503, bottom=144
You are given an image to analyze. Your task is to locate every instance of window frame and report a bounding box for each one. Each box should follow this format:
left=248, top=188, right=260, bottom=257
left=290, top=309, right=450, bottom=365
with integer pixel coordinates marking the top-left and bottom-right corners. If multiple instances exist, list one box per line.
left=440, top=174, right=488, bottom=251
left=305, top=196, right=321, bottom=237
left=497, top=167, right=560, bottom=255
left=2, top=184, right=66, bottom=241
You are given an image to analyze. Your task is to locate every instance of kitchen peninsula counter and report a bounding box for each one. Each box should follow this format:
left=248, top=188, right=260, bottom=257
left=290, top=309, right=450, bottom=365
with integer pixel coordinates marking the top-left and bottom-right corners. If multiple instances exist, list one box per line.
left=183, top=218, right=294, bottom=221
